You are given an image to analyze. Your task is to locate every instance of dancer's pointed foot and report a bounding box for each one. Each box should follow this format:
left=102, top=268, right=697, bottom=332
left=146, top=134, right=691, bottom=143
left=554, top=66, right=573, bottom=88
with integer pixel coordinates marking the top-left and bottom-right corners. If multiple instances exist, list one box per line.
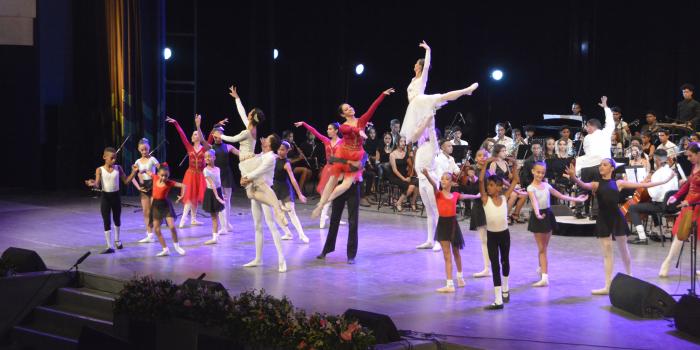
left=204, top=237, right=218, bottom=245
left=311, top=204, right=323, bottom=219
left=659, top=261, right=670, bottom=277
left=532, top=278, right=549, bottom=287
left=100, top=247, right=115, bottom=254
left=243, top=259, right=262, bottom=267
left=138, top=234, right=155, bottom=243
left=173, top=243, right=186, bottom=255
left=591, top=287, right=609, bottom=295
left=281, top=234, right=293, bottom=240
left=416, top=241, right=433, bottom=249
left=464, top=82, right=479, bottom=95
left=432, top=243, right=442, bottom=252
left=156, top=248, right=170, bottom=257
left=300, top=234, right=310, bottom=244
left=473, top=269, right=491, bottom=278
left=457, top=277, right=466, bottom=288
left=436, top=285, right=455, bottom=293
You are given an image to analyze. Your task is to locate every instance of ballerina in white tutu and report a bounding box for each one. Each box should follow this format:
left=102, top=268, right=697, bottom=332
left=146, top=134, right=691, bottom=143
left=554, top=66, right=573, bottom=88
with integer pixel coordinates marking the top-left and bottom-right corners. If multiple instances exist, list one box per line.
left=400, top=40, right=479, bottom=251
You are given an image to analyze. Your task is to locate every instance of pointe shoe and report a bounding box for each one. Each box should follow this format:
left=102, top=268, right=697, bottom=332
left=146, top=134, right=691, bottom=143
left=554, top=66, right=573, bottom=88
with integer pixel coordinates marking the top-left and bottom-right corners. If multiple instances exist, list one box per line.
left=278, top=260, right=287, bottom=273
left=436, top=285, right=455, bottom=293
left=100, top=247, right=115, bottom=254
left=591, top=287, right=609, bottom=295
left=173, top=244, right=186, bottom=255
left=457, top=277, right=466, bottom=288
left=281, top=234, right=293, bottom=240
left=243, top=259, right=262, bottom=267
left=416, top=241, right=433, bottom=249
left=532, top=278, right=549, bottom=287
left=178, top=222, right=186, bottom=229
left=300, top=234, right=310, bottom=244
left=464, top=82, right=479, bottom=95
left=204, top=237, right=218, bottom=245
left=473, top=269, right=491, bottom=278
left=156, top=248, right=170, bottom=257
left=138, top=234, right=155, bottom=243
left=659, top=261, right=670, bottom=277
left=432, top=243, right=442, bottom=252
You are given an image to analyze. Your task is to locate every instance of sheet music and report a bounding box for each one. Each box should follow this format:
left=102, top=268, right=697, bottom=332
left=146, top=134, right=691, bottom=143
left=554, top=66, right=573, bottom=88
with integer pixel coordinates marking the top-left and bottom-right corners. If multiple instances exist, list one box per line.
left=624, top=166, right=646, bottom=183
left=543, top=114, right=583, bottom=122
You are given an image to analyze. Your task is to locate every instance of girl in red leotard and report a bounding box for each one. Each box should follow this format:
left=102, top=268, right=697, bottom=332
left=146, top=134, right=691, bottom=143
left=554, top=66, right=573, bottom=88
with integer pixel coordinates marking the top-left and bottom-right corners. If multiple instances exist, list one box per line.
left=294, top=121, right=343, bottom=228
left=166, top=114, right=210, bottom=228
left=311, top=88, right=395, bottom=218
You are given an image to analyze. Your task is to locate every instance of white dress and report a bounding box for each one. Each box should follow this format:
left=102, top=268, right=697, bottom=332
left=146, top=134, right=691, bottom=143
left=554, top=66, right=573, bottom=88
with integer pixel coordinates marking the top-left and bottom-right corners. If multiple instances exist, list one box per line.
left=221, top=98, right=260, bottom=176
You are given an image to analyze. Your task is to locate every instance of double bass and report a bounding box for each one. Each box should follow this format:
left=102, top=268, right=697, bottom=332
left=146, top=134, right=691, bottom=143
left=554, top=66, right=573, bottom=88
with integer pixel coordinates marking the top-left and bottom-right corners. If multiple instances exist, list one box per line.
left=620, top=171, right=652, bottom=221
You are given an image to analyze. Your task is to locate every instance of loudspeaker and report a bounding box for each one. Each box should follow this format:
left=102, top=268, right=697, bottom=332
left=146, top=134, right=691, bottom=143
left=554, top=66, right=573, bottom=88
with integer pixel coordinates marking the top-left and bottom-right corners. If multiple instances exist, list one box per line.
left=78, top=326, right=130, bottom=350
left=183, top=278, right=229, bottom=298
left=675, top=295, right=700, bottom=338
left=551, top=204, right=573, bottom=216
left=344, top=309, right=400, bottom=344
left=609, top=273, right=676, bottom=318
left=1, top=247, right=47, bottom=273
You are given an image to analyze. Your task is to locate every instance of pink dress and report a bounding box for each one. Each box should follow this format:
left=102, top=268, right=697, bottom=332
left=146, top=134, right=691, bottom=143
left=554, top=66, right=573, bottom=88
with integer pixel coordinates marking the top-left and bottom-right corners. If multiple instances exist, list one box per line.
left=173, top=121, right=210, bottom=205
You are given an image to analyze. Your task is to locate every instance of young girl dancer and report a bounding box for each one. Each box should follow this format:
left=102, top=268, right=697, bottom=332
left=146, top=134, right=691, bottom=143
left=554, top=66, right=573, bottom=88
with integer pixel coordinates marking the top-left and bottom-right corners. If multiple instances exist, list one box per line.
left=147, top=164, right=187, bottom=256
left=399, top=41, right=478, bottom=250
left=202, top=150, right=226, bottom=245
left=527, top=161, right=587, bottom=287
left=311, top=88, right=396, bottom=218
left=469, top=149, right=493, bottom=277
left=661, top=142, right=700, bottom=277
left=480, top=158, right=520, bottom=310
left=84, top=147, right=138, bottom=254
left=132, top=138, right=160, bottom=243
left=207, top=125, right=240, bottom=234
left=222, top=86, right=287, bottom=227
left=166, top=114, right=210, bottom=228
left=423, top=169, right=480, bottom=292
left=294, top=121, right=343, bottom=229
left=274, top=141, right=309, bottom=243
left=567, top=160, right=675, bottom=294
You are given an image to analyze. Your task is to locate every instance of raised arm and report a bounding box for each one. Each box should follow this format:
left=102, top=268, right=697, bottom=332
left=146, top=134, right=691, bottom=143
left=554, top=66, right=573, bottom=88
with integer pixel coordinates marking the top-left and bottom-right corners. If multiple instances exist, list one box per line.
left=194, top=114, right=210, bottom=150
left=229, top=86, right=249, bottom=128
left=119, top=165, right=138, bottom=185
left=479, top=164, right=488, bottom=204
left=599, top=96, right=615, bottom=138
left=459, top=193, right=481, bottom=200
left=422, top=168, right=439, bottom=193
left=285, top=161, right=307, bottom=203
left=358, top=89, right=394, bottom=128
left=417, top=41, right=431, bottom=88
left=295, top=121, right=330, bottom=145
left=166, top=117, right=194, bottom=153
left=566, top=163, right=595, bottom=191
left=504, top=162, right=520, bottom=198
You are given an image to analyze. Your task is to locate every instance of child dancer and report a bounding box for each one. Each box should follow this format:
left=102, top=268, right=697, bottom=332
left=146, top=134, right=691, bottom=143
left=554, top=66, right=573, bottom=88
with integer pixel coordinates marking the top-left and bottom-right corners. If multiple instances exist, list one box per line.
left=84, top=147, right=138, bottom=254
left=469, top=149, right=493, bottom=278
left=166, top=114, right=210, bottom=228
left=567, top=160, right=675, bottom=294
left=294, top=121, right=343, bottom=229
left=274, top=141, right=309, bottom=243
left=202, top=150, right=227, bottom=245
left=148, top=164, right=187, bottom=256
left=527, top=161, right=587, bottom=287
left=311, top=88, right=395, bottom=218
left=479, top=158, right=520, bottom=310
left=132, top=138, right=160, bottom=243
left=423, top=169, right=480, bottom=292
left=207, top=124, right=240, bottom=234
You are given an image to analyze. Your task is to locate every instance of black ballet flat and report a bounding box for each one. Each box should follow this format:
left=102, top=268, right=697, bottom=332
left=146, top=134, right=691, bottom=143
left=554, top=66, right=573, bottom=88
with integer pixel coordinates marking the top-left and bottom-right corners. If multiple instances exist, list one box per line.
left=115, top=240, right=123, bottom=250
left=316, top=253, right=326, bottom=260
left=502, top=291, right=510, bottom=303
left=347, top=258, right=356, bottom=265
left=100, top=248, right=115, bottom=254
left=484, top=303, right=504, bottom=310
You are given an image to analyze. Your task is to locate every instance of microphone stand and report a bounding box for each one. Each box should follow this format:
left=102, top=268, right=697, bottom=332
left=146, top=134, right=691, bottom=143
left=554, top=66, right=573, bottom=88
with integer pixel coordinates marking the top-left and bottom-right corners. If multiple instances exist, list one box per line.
left=676, top=201, right=700, bottom=297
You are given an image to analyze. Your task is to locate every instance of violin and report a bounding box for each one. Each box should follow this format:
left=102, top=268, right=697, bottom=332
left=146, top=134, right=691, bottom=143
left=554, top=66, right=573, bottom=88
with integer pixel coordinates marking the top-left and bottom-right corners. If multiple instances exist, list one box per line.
left=620, top=171, right=652, bottom=221
left=457, top=150, right=473, bottom=186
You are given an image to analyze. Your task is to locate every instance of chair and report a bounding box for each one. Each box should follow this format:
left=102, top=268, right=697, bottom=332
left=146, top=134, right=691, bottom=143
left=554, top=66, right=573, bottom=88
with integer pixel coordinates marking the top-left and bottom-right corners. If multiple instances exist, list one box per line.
left=647, top=190, right=680, bottom=247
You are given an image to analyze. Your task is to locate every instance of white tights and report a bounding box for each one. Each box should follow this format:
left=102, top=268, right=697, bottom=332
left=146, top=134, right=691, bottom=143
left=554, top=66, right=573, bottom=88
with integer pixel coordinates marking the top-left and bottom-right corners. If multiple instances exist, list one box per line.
left=217, top=187, right=233, bottom=231
left=249, top=199, right=285, bottom=264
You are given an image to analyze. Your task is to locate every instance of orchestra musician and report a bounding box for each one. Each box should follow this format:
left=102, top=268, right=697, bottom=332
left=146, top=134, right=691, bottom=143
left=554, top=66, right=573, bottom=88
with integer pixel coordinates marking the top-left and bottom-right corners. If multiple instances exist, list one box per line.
left=558, top=126, right=574, bottom=156
left=611, top=106, right=631, bottom=146
left=389, top=136, right=419, bottom=212
left=639, top=110, right=661, bottom=136
left=523, top=125, right=536, bottom=145
left=450, top=125, right=469, bottom=146
left=677, top=83, right=700, bottom=130
left=282, top=130, right=313, bottom=194
left=435, top=138, right=461, bottom=181
left=492, top=123, right=514, bottom=152
left=656, top=129, right=677, bottom=159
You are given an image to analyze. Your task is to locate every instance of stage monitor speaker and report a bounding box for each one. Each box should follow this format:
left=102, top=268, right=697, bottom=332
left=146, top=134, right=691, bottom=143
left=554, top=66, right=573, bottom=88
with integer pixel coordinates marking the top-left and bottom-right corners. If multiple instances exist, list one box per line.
left=675, top=295, right=700, bottom=338
left=78, top=326, right=130, bottom=350
left=183, top=278, right=229, bottom=298
left=344, top=309, right=400, bottom=344
left=551, top=204, right=573, bottom=216
left=609, top=273, right=676, bottom=318
left=1, top=247, right=47, bottom=273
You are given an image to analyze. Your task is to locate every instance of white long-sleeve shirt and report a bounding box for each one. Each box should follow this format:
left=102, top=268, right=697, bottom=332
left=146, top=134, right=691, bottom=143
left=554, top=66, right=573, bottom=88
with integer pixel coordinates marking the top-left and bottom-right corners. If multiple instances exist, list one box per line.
left=576, top=107, right=614, bottom=171
left=435, top=153, right=460, bottom=178
left=648, top=164, right=678, bottom=202
left=245, top=151, right=277, bottom=186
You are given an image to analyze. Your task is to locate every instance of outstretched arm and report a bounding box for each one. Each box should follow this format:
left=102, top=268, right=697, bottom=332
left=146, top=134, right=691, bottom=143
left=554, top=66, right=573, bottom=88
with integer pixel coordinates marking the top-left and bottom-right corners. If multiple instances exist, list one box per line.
left=119, top=165, right=139, bottom=185
left=195, top=114, right=210, bottom=150
left=504, top=161, right=520, bottom=198
left=549, top=185, right=588, bottom=202
left=599, top=96, right=615, bottom=138
left=459, top=193, right=481, bottom=200
left=295, top=121, right=330, bottom=145
left=618, top=171, right=675, bottom=190
left=417, top=41, right=431, bottom=87
left=229, top=86, right=249, bottom=128
left=358, top=89, right=395, bottom=127
left=166, top=117, right=194, bottom=153
left=566, top=163, right=595, bottom=191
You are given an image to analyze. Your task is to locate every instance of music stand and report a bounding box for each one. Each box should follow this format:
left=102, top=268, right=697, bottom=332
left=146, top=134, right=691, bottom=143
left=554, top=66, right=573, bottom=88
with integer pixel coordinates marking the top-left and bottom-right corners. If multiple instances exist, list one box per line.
left=516, top=144, right=530, bottom=160
left=452, top=145, right=469, bottom=164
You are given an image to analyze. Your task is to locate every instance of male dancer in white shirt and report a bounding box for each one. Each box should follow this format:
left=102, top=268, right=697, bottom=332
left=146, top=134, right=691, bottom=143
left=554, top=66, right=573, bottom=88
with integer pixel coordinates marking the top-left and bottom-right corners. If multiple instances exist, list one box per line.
left=240, top=134, right=287, bottom=272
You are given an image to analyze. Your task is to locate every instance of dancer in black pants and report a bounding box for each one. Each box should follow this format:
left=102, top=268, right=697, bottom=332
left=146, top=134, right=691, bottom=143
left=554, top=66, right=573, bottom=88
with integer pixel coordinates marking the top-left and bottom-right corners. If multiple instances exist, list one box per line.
left=317, top=181, right=360, bottom=264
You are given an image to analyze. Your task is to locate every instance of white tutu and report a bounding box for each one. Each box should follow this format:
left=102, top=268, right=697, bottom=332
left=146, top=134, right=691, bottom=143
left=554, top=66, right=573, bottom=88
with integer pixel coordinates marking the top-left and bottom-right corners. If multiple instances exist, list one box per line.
left=400, top=93, right=446, bottom=144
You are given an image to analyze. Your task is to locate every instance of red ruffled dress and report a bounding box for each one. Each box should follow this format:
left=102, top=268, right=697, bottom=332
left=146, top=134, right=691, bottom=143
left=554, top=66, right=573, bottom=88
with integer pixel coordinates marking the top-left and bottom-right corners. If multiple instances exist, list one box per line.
left=672, top=167, right=700, bottom=237
left=299, top=122, right=343, bottom=194
left=173, top=121, right=210, bottom=205
left=329, top=93, right=386, bottom=179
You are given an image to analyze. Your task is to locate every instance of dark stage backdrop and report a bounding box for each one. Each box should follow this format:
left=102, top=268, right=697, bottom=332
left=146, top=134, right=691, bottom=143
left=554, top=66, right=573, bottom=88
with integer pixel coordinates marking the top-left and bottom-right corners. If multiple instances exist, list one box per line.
left=1, top=0, right=698, bottom=189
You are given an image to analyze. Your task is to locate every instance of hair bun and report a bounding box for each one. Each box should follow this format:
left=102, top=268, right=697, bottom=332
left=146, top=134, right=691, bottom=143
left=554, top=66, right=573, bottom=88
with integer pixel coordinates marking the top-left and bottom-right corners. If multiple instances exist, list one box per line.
left=160, top=162, right=169, bottom=167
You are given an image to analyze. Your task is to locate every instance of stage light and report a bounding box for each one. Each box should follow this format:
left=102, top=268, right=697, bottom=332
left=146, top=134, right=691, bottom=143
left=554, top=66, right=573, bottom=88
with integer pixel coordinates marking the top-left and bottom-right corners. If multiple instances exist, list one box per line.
left=163, top=47, right=172, bottom=60
left=491, top=69, right=503, bottom=81
left=581, top=42, right=589, bottom=53
left=355, top=64, right=364, bottom=75
left=273, top=49, right=279, bottom=60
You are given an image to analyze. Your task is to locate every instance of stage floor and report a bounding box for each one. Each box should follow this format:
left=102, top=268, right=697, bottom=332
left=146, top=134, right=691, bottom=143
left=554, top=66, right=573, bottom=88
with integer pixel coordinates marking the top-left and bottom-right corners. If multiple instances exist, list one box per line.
left=0, top=191, right=698, bottom=349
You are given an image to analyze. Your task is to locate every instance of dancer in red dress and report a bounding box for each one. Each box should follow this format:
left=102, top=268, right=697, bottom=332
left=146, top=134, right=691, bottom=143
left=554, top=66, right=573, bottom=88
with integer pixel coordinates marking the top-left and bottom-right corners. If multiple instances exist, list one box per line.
left=166, top=114, right=210, bottom=228
left=294, top=121, right=343, bottom=228
left=661, top=142, right=700, bottom=277
left=311, top=88, right=395, bottom=218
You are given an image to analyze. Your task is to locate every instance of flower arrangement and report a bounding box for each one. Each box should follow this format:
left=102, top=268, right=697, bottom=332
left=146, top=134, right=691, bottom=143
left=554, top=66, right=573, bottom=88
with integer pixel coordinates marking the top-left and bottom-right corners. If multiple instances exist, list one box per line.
left=113, top=277, right=377, bottom=349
